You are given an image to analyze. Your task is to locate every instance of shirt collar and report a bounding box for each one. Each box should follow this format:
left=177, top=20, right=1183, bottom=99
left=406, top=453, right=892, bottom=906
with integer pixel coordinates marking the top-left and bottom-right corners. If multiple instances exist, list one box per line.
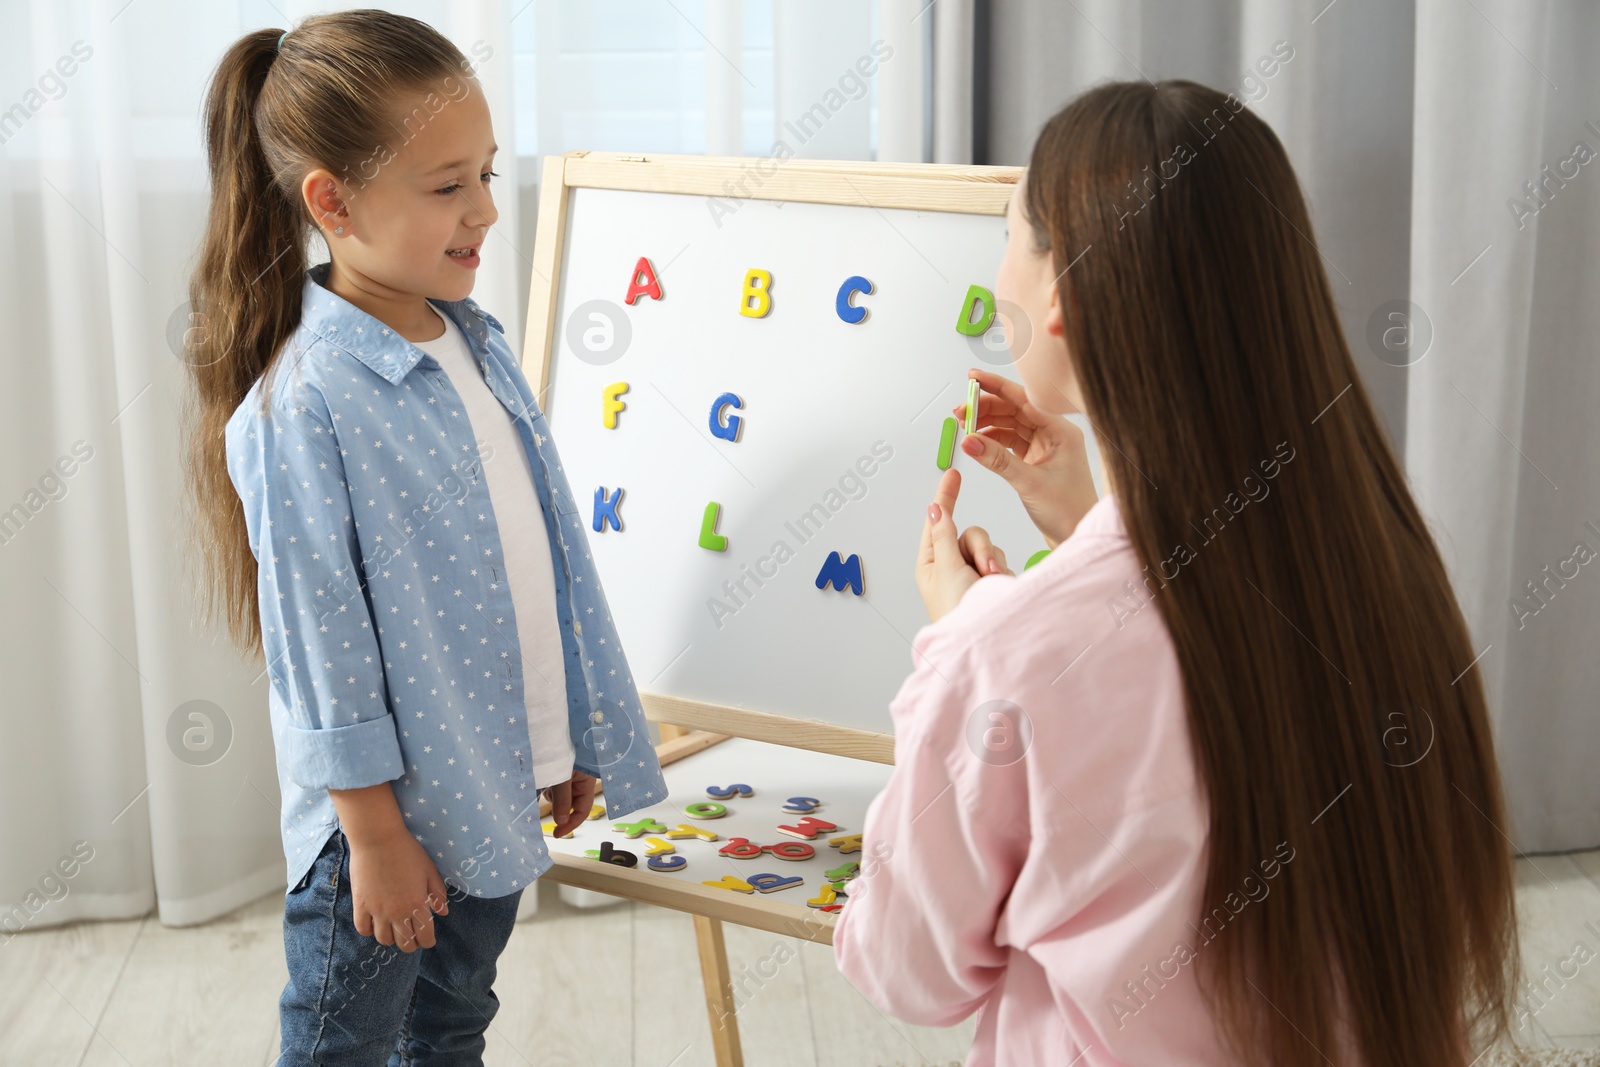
left=298, top=261, right=498, bottom=386
left=1071, top=492, right=1127, bottom=542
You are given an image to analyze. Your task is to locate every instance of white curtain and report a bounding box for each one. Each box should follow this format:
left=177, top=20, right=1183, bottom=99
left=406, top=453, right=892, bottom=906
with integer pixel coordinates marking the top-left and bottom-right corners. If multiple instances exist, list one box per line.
left=0, top=0, right=928, bottom=932
left=0, top=0, right=529, bottom=933
left=1409, top=0, right=1599, bottom=853
left=971, top=0, right=1598, bottom=851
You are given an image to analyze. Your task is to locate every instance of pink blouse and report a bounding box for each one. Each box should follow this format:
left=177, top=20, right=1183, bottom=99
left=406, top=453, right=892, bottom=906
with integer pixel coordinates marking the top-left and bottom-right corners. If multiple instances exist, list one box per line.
left=834, top=493, right=1247, bottom=1066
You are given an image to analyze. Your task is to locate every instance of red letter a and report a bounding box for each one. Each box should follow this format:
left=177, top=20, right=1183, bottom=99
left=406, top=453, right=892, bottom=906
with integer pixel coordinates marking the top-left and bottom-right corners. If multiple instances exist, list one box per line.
left=624, top=256, right=662, bottom=305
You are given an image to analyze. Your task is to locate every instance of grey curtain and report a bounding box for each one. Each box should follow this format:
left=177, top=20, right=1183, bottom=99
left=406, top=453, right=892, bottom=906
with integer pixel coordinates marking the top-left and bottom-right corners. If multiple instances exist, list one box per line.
left=954, top=0, right=1598, bottom=852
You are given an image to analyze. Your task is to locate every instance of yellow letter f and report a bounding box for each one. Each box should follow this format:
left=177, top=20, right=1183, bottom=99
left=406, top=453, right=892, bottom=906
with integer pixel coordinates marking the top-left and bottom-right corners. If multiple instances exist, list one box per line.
left=602, top=381, right=629, bottom=429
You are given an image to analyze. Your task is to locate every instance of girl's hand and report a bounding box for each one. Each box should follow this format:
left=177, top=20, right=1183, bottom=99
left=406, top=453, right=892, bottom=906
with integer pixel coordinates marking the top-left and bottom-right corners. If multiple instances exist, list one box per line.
left=346, top=829, right=449, bottom=953
left=542, top=770, right=599, bottom=839
left=951, top=367, right=1100, bottom=549
left=916, top=469, right=1013, bottom=623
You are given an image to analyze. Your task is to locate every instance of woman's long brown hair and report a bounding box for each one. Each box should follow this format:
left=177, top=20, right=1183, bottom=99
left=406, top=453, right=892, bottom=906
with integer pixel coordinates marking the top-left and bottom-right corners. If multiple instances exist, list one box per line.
left=1025, top=81, right=1516, bottom=1065
left=182, top=11, right=468, bottom=657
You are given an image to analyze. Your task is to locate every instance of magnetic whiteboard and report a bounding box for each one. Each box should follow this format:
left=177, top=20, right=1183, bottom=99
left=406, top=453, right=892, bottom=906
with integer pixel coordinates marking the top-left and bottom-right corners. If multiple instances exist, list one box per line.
left=541, top=178, right=1088, bottom=736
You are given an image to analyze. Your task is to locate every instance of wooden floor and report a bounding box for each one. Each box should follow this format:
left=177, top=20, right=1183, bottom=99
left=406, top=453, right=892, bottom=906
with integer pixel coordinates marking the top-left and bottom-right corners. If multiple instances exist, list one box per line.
left=2, top=853, right=1598, bottom=1066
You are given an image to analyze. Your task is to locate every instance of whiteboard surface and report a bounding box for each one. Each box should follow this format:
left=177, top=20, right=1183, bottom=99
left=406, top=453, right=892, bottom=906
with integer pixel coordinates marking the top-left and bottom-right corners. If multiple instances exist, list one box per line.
left=544, top=185, right=1091, bottom=735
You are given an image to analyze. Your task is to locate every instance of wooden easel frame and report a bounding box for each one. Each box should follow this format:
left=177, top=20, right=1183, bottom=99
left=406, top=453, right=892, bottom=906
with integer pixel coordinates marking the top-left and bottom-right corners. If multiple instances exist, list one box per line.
left=520, top=151, right=1019, bottom=1066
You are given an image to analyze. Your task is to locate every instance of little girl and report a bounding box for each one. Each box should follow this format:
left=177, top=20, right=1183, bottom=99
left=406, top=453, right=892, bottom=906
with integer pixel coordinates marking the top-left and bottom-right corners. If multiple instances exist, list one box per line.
left=834, top=81, right=1518, bottom=1066
left=182, top=13, right=667, bottom=1064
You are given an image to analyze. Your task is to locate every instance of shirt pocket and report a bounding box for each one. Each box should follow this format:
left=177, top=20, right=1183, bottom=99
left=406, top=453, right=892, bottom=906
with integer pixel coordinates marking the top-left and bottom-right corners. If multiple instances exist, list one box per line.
left=550, top=483, right=580, bottom=516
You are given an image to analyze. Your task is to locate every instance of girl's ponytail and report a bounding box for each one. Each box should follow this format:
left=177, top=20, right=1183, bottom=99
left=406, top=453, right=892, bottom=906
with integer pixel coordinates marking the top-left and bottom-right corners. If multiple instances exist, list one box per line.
left=188, top=28, right=306, bottom=404
left=183, top=28, right=306, bottom=657
left=182, top=12, right=472, bottom=656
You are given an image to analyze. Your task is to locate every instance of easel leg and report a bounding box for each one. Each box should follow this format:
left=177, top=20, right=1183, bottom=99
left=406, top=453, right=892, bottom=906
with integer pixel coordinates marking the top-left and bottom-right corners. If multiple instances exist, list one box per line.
left=692, top=913, right=744, bottom=1067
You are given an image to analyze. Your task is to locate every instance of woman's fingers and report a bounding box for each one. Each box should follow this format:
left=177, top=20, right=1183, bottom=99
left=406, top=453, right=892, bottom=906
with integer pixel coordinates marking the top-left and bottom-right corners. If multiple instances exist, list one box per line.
left=921, top=469, right=963, bottom=568
left=928, top=469, right=961, bottom=535
left=915, top=469, right=989, bottom=622
left=959, top=367, right=1023, bottom=414
left=916, top=497, right=935, bottom=570
left=951, top=392, right=1012, bottom=422
left=959, top=427, right=1034, bottom=492
left=932, top=466, right=961, bottom=515
left=950, top=400, right=1037, bottom=443
left=963, top=367, right=1047, bottom=429
left=958, top=526, right=1010, bottom=576
left=975, top=425, right=1031, bottom=455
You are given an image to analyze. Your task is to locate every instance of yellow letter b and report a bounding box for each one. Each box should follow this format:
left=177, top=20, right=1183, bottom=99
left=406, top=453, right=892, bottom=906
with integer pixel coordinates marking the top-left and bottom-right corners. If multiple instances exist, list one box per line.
left=739, top=268, right=772, bottom=318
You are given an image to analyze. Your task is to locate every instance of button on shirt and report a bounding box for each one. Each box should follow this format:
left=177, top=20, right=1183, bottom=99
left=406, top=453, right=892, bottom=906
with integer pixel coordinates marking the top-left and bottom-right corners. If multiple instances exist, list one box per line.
left=409, top=309, right=575, bottom=790
left=225, top=262, right=668, bottom=898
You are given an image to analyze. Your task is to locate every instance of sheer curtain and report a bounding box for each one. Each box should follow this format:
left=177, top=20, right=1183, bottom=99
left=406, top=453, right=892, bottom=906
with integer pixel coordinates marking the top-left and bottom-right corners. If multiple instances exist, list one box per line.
left=0, top=0, right=931, bottom=931
left=968, top=0, right=1599, bottom=851
left=1409, top=0, right=1600, bottom=853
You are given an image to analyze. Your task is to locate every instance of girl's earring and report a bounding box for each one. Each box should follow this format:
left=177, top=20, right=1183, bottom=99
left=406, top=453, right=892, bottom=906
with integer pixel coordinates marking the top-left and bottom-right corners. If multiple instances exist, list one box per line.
left=334, top=226, right=345, bottom=235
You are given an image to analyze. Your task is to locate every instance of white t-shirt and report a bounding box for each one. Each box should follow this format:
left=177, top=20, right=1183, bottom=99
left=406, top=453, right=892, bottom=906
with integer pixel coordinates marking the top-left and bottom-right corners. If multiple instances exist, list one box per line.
left=412, top=307, right=575, bottom=790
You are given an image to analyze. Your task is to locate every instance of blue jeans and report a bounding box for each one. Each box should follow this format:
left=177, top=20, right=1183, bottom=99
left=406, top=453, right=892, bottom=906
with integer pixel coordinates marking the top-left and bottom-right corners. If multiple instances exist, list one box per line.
left=277, top=830, right=523, bottom=1066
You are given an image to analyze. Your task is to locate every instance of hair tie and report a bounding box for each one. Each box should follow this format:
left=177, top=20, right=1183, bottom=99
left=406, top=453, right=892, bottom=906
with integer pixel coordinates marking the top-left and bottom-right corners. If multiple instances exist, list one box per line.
left=277, top=30, right=288, bottom=53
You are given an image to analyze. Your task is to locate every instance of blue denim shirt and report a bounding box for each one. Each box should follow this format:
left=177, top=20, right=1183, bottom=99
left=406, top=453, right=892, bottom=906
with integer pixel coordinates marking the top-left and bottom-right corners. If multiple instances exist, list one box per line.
left=226, top=262, right=668, bottom=897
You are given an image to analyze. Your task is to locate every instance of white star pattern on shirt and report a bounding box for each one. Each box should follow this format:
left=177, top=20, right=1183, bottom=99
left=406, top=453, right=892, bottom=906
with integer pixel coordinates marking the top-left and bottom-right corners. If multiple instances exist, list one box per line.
left=223, top=265, right=667, bottom=899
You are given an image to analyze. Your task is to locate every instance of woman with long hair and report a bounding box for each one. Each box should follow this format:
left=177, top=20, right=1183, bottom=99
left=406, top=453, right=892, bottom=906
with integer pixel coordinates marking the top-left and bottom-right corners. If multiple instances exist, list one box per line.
left=833, top=79, right=1517, bottom=1067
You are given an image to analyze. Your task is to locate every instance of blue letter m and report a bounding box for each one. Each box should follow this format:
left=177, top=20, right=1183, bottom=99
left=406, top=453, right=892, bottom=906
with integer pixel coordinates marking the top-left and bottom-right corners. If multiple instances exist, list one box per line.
left=814, top=551, right=863, bottom=596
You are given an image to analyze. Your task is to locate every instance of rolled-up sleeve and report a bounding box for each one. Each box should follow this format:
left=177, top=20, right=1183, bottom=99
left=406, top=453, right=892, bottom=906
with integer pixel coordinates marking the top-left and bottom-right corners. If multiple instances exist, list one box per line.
left=833, top=615, right=1031, bottom=1027
left=226, top=389, right=403, bottom=791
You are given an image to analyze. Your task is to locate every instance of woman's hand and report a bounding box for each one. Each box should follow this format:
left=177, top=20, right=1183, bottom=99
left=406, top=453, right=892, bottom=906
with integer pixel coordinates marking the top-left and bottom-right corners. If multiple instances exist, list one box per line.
left=916, top=469, right=1014, bottom=623
left=346, top=828, right=450, bottom=953
left=951, top=367, right=1099, bottom=548
left=542, top=770, right=599, bottom=839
